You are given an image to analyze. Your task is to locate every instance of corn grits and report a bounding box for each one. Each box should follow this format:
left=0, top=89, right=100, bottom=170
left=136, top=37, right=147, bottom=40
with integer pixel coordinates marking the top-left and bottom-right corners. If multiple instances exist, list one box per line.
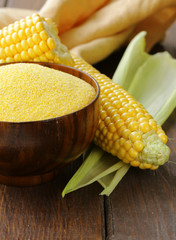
left=0, top=63, right=96, bottom=122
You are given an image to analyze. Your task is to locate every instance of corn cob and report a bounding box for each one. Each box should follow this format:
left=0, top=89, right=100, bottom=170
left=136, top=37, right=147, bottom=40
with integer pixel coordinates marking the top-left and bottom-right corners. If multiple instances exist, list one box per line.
left=72, top=55, right=170, bottom=170
left=0, top=13, right=74, bottom=66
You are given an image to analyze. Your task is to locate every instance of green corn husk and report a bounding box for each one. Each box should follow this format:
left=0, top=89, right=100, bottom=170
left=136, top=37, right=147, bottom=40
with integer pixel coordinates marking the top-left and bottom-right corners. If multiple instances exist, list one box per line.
left=113, top=31, right=176, bottom=125
left=62, top=146, right=128, bottom=197
left=62, top=31, right=176, bottom=197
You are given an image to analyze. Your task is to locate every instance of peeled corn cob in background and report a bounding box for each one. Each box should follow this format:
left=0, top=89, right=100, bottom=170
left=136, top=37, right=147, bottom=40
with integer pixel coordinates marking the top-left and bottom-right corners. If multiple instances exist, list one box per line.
left=0, top=13, right=74, bottom=66
left=0, top=14, right=170, bottom=170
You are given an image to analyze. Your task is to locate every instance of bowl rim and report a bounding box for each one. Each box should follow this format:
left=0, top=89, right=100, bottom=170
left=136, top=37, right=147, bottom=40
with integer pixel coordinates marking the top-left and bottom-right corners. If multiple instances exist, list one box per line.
left=0, top=61, right=100, bottom=124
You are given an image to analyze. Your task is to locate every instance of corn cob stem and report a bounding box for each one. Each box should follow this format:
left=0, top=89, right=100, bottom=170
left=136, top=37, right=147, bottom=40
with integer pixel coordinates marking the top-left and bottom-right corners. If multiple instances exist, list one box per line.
left=138, top=130, right=170, bottom=166
left=72, top=55, right=170, bottom=170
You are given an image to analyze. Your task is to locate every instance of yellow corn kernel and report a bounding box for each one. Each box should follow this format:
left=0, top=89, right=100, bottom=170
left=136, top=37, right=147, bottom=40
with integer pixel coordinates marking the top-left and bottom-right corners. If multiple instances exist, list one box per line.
left=119, top=137, right=126, bottom=146
left=27, top=37, right=34, bottom=48
left=133, top=140, right=144, bottom=152
left=128, top=148, right=138, bottom=159
left=115, top=119, right=124, bottom=128
left=21, top=51, right=30, bottom=61
left=123, top=158, right=130, bottom=164
left=40, top=30, right=48, bottom=40
left=136, top=113, right=145, bottom=119
left=124, top=140, right=132, bottom=151
left=128, top=121, right=139, bottom=131
left=114, top=140, right=120, bottom=150
left=33, top=45, right=43, bottom=56
left=107, top=132, right=113, bottom=140
left=139, top=163, right=146, bottom=169
left=111, top=113, right=120, bottom=123
left=0, top=48, right=5, bottom=58
left=159, top=133, right=168, bottom=144
left=122, top=129, right=131, bottom=139
left=39, top=41, right=49, bottom=52
left=45, top=51, right=54, bottom=60
left=4, top=47, right=13, bottom=57
left=118, top=147, right=126, bottom=159
left=5, top=35, right=12, bottom=45
left=102, top=127, right=108, bottom=136
left=103, top=102, right=111, bottom=111
left=26, top=19, right=33, bottom=28
left=28, top=48, right=36, bottom=58
left=129, top=131, right=142, bottom=142
left=139, top=122, right=150, bottom=133
left=126, top=117, right=136, bottom=124
left=18, top=29, right=26, bottom=40
left=39, top=54, right=48, bottom=62
left=100, top=110, right=107, bottom=120
left=125, top=153, right=134, bottom=162
left=32, top=33, right=41, bottom=44
left=10, top=44, right=18, bottom=55
left=104, top=116, right=111, bottom=126
left=119, top=107, right=126, bottom=114
left=8, top=26, right=14, bottom=35
left=108, top=122, right=116, bottom=133
left=34, top=57, right=40, bottom=62
left=130, top=161, right=140, bottom=167
left=128, top=108, right=137, bottom=117
left=36, top=22, right=44, bottom=32
left=20, top=20, right=26, bottom=29
left=6, top=57, right=14, bottom=62
left=150, top=165, right=159, bottom=170
left=118, top=125, right=126, bottom=137
left=14, top=23, right=20, bottom=32
left=21, top=40, right=29, bottom=50
left=53, top=56, right=61, bottom=64
left=3, top=28, right=8, bottom=37
left=12, top=32, right=20, bottom=43
left=112, top=133, right=119, bottom=141
left=143, top=163, right=152, bottom=169
left=1, top=38, right=6, bottom=47
left=112, top=100, right=122, bottom=109
left=47, top=38, right=56, bottom=50
left=14, top=53, right=22, bottom=61
left=16, top=43, right=23, bottom=52
left=121, top=112, right=131, bottom=121
left=25, top=28, right=32, bottom=37
left=32, top=14, right=40, bottom=24
left=99, top=121, right=105, bottom=131
left=31, top=26, right=37, bottom=34
left=0, top=59, right=5, bottom=63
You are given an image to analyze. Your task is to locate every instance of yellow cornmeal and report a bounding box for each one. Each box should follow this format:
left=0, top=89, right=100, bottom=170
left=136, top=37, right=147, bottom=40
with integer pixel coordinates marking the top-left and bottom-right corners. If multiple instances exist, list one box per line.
left=0, top=63, right=96, bottom=122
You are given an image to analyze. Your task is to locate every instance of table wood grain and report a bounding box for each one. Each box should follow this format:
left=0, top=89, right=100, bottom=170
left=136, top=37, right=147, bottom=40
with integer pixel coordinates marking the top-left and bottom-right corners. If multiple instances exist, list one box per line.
left=0, top=1, right=175, bottom=240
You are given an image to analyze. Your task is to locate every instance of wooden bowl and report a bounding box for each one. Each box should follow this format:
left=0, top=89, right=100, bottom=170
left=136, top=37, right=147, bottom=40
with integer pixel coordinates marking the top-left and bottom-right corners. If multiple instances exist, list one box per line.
left=0, top=62, right=100, bottom=186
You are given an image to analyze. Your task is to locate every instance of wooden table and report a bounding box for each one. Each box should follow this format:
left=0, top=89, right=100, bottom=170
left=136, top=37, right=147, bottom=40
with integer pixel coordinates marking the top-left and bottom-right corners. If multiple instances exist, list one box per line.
left=0, top=1, right=175, bottom=239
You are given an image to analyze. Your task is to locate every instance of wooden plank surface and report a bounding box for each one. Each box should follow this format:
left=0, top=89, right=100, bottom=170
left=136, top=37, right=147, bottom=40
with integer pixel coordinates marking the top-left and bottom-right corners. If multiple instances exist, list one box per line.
left=0, top=159, right=105, bottom=240
left=0, top=1, right=175, bottom=240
